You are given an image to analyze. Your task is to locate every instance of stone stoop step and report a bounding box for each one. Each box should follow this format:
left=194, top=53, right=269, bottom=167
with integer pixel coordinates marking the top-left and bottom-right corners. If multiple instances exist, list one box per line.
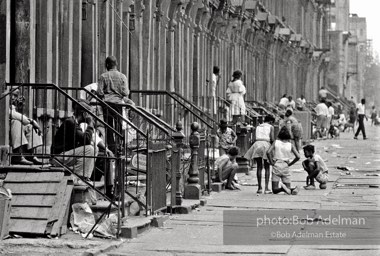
left=120, top=215, right=169, bottom=239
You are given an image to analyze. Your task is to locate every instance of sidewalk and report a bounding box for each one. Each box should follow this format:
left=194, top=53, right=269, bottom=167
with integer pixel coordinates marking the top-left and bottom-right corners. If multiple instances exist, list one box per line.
left=106, top=122, right=380, bottom=256
left=0, top=123, right=379, bottom=256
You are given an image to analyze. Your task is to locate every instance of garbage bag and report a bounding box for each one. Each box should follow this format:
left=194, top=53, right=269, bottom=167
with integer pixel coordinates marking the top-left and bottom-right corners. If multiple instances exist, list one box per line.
left=70, top=203, right=95, bottom=234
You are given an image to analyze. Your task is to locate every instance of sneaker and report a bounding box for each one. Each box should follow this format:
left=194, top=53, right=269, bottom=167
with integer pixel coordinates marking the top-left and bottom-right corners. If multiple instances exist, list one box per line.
left=363, top=137, right=368, bottom=140
left=354, top=137, right=358, bottom=140
left=257, top=188, right=263, bottom=194
left=264, top=190, right=273, bottom=194
left=303, top=185, right=316, bottom=190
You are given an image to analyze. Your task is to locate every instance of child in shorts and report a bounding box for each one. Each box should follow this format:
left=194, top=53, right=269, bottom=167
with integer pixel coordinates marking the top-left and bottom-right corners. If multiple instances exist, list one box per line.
left=302, top=144, right=328, bottom=190
left=266, top=126, right=301, bottom=195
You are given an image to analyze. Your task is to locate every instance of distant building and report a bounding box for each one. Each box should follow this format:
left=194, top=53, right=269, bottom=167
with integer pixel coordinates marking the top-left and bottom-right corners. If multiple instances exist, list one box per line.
left=348, top=14, right=367, bottom=101
left=326, top=0, right=350, bottom=97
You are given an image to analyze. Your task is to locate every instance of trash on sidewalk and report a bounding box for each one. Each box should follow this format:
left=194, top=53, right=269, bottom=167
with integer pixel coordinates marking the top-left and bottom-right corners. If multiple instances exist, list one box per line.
left=331, top=144, right=343, bottom=149
left=365, top=162, right=371, bottom=165
left=70, top=203, right=117, bottom=239
left=337, top=166, right=354, bottom=175
left=365, top=173, right=380, bottom=176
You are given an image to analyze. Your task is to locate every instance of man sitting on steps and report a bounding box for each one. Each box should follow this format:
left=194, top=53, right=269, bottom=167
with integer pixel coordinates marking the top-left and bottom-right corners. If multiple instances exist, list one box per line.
left=51, top=99, right=97, bottom=183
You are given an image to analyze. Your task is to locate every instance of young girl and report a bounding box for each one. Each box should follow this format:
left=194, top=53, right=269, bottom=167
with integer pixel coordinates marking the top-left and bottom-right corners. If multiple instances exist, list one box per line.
left=244, top=115, right=275, bottom=194
left=266, top=126, right=301, bottom=195
left=217, top=119, right=237, bottom=156
left=226, top=70, right=246, bottom=117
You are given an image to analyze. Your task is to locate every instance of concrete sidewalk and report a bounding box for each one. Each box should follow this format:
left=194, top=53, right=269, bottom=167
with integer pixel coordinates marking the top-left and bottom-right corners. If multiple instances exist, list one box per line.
left=0, top=123, right=378, bottom=256
left=106, top=122, right=380, bottom=256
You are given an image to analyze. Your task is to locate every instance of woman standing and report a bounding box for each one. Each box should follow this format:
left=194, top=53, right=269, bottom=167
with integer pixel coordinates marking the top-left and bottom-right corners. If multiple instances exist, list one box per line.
left=226, top=70, right=246, bottom=118
left=244, top=115, right=275, bottom=194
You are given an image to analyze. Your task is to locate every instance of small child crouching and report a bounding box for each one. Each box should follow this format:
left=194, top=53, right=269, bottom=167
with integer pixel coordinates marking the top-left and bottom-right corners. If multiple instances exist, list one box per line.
left=302, top=144, right=329, bottom=190
left=214, top=146, right=240, bottom=190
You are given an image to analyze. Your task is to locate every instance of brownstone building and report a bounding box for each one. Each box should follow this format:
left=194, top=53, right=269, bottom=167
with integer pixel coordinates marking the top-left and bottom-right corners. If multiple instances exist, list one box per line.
left=1, top=0, right=331, bottom=144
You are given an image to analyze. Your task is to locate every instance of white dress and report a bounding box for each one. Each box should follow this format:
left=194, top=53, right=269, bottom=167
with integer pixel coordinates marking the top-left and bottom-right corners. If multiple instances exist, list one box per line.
left=226, top=80, right=246, bottom=116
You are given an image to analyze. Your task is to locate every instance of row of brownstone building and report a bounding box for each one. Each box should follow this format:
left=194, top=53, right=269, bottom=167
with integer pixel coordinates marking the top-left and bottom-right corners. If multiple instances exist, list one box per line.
left=1, top=0, right=335, bottom=144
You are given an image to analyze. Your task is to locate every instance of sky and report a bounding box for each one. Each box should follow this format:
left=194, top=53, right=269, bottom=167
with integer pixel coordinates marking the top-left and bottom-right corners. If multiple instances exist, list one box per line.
left=350, top=0, right=380, bottom=55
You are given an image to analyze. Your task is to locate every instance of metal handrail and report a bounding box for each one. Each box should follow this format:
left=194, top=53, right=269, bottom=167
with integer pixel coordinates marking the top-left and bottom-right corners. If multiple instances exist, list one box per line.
left=130, top=90, right=213, bottom=130
left=0, top=86, right=21, bottom=101
left=59, top=87, right=149, bottom=138
left=6, top=83, right=123, bottom=138
left=135, top=106, right=177, bottom=132
left=217, top=96, right=254, bottom=121
left=170, top=91, right=217, bottom=126
left=119, top=103, right=173, bottom=137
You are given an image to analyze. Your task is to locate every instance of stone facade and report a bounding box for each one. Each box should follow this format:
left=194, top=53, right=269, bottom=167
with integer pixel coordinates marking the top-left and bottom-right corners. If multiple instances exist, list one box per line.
left=0, top=0, right=331, bottom=135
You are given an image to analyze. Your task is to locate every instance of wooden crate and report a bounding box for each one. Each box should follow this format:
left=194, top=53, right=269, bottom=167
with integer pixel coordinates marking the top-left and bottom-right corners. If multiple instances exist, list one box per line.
left=1, top=166, right=73, bottom=236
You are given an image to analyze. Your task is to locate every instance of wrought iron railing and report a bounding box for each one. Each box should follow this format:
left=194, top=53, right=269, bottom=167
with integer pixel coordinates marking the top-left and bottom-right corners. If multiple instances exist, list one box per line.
left=129, top=90, right=215, bottom=193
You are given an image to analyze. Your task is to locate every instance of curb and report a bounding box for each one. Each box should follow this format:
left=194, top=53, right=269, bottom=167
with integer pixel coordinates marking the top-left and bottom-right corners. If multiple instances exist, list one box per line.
left=82, top=240, right=125, bottom=256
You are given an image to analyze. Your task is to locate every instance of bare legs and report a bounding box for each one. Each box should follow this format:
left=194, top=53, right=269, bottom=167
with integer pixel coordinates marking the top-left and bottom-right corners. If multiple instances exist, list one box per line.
left=255, top=157, right=271, bottom=193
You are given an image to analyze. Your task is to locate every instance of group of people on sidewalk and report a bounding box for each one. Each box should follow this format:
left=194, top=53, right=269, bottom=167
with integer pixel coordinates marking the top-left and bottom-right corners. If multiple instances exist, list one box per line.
left=215, top=115, right=329, bottom=195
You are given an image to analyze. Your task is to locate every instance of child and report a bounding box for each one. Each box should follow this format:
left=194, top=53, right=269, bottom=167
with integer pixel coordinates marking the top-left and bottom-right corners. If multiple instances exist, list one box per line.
left=302, top=144, right=328, bottom=190
left=266, top=126, right=301, bottom=195
left=214, top=147, right=240, bottom=190
left=217, top=119, right=237, bottom=156
left=328, top=116, right=340, bottom=139
left=244, top=115, right=275, bottom=194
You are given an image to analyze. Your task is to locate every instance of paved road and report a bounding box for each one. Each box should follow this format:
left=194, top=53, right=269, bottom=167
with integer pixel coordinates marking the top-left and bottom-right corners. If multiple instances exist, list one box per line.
left=107, top=122, right=380, bottom=256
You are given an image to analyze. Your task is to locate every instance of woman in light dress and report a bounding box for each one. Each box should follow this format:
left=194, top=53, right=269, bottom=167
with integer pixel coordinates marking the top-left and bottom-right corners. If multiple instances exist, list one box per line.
left=226, top=70, right=246, bottom=117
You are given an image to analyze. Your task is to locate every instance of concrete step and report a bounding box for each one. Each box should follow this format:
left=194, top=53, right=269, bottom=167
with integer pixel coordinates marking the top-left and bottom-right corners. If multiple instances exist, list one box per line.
left=120, top=215, right=169, bottom=239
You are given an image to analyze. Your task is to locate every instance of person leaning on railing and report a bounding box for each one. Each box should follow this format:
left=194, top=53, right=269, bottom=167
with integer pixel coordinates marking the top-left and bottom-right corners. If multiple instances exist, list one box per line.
left=8, top=89, right=43, bottom=165
left=50, top=99, right=97, bottom=183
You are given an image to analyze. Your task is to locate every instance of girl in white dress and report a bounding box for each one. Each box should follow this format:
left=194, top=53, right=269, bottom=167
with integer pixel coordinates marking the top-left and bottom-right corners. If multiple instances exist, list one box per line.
left=226, top=70, right=246, bottom=116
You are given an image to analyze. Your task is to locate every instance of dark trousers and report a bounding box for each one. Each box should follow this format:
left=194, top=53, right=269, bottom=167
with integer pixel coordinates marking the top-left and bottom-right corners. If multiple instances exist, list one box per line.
left=355, top=114, right=366, bottom=138
left=104, top=104, right=123, bottom=153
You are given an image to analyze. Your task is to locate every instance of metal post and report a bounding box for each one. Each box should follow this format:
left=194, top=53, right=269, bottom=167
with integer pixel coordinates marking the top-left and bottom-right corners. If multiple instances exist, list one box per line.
left=184, top=122, right=201, bottom=199
left=171, top=121, right=185, bottom=206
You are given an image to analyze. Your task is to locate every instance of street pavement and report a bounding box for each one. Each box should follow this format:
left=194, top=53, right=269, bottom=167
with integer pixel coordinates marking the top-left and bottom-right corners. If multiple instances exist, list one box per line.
left=106, top=121, right=380, bottom=256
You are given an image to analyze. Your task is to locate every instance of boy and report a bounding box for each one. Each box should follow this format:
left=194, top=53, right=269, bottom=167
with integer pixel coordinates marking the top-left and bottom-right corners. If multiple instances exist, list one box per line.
left=302, top=144, right=328, bottom=190
left=214, top=146, right=240, bottom=190
left=217, top=119, right=237, bottom=156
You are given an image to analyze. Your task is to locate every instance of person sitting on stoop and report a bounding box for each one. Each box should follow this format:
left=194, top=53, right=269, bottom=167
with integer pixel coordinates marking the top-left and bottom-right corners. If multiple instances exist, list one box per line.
left=51, top=99, right=97, bottom=184
left=302, top=144, right=328, bottom=190
left=214, top=146, right=240, bottom=190
left=9, top=89, right=43, bottom=165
